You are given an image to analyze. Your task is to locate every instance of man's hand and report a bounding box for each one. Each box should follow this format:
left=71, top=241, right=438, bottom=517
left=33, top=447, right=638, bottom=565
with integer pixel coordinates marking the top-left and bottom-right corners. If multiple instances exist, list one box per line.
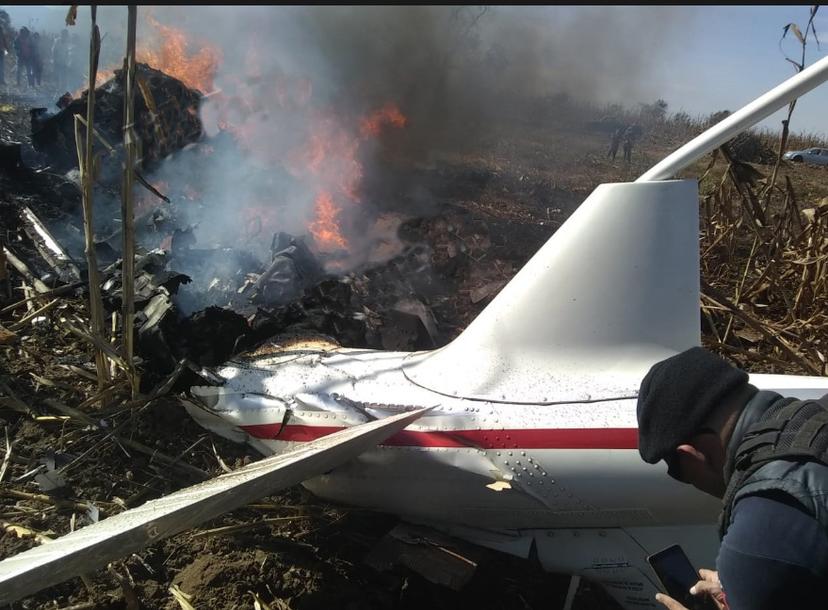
left=690, top=569, right=725, bottom=606
left=654, top=569, right=727, bottom=610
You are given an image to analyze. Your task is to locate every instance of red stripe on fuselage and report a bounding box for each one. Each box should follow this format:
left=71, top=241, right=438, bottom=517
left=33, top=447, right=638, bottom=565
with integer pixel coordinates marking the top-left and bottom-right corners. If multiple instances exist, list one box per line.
left=240, top=423, right=638, bottom=449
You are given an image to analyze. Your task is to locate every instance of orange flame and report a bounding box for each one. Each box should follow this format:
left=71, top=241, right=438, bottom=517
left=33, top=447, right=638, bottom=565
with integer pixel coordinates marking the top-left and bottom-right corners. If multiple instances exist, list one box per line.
left=71, top=14, right=221, bottom=98
left=302, top=104, right=406, bottom=253
left=73, top=13, right=410, bottom=264
left=94, top=68, right=117, bottom=88
left=300, top=117, right=360, bottom=252
left=138, top=14, right=221, bottom=92
left=359, top=102, right=408, bottom=137
left=308, top=191, right=348, bottom=251
left=72, top=67, right=118, bottom=98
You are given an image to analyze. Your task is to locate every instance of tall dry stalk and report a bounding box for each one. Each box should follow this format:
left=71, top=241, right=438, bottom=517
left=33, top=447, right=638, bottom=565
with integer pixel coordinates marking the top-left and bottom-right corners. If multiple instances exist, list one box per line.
left=701, top=140, right=828, bottom=375
left=76, top=5, right=111, bottom=396
left=121, top=6, right=138, bottom=395
left=763, top=6, right=821, bottom=201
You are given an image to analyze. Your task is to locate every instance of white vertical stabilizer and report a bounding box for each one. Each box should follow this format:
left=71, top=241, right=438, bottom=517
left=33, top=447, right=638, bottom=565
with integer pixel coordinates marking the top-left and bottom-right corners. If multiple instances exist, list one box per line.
left=403, top=180, right=700, bottom=402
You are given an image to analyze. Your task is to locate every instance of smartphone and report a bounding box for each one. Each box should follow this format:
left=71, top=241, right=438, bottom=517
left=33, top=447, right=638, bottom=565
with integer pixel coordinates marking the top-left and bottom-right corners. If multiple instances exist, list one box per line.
left=646, top=544, right=717, bottom=610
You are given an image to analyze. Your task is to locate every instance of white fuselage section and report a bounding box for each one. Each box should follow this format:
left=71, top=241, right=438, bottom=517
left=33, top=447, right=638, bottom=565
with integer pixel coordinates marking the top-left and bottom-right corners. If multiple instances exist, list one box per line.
left=185, top=346, right=828, bottom=609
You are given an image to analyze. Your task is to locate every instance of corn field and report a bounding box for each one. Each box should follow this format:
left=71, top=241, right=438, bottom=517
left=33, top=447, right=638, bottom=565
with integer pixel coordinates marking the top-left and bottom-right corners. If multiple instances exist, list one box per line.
left=699, top=145, right=828, bottom=376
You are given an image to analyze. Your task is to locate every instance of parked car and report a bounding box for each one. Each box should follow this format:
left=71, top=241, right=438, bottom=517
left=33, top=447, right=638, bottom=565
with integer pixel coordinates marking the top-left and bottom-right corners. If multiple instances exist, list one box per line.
left=783, top=147, right=828, bottom=165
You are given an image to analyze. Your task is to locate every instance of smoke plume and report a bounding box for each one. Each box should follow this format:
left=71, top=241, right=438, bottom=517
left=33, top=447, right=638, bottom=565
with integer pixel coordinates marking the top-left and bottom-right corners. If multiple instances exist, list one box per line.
left=17, top=6, right=700, bottom=311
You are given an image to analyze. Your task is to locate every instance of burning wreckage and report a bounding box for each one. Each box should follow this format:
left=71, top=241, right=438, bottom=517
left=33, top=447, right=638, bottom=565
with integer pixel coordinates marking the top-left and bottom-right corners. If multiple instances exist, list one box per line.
left=4, top=39, right=828, bottom=610
left=5, top=64, right=444, bottom=375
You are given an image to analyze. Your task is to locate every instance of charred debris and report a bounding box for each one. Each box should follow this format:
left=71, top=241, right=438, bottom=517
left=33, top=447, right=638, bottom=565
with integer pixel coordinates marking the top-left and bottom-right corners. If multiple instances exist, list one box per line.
left=2, top=64, right=549, bottom=389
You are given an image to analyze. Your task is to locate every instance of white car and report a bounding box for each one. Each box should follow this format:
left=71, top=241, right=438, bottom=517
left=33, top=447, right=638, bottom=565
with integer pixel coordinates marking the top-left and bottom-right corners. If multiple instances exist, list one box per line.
left=783, top=147, right=828, bottom=165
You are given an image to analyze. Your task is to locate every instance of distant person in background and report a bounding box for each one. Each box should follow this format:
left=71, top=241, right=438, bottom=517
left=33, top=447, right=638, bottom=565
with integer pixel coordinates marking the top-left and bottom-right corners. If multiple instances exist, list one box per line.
left=52, top=30, right=69, bottom=91
left=14, top=26, right=33, bottom=88
left=30, top=32, right=43, bottom=86
left=608, top=127, right=623, bottom=160
left=623, top=125, right=635, bottom=163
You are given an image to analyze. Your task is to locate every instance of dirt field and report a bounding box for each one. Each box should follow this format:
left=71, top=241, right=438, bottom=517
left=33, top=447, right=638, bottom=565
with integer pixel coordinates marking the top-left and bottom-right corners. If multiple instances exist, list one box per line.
left=2, top=77, right=828, bottom=610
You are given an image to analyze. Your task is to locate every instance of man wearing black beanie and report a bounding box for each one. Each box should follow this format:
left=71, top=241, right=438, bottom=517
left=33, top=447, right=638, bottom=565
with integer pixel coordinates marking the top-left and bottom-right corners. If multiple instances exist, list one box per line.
left=636, top=347, right=828, bottom=610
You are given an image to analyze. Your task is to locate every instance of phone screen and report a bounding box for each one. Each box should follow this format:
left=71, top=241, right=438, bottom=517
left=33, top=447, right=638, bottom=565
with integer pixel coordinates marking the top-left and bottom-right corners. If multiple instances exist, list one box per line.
left=647, top=545, right=716, bottom=610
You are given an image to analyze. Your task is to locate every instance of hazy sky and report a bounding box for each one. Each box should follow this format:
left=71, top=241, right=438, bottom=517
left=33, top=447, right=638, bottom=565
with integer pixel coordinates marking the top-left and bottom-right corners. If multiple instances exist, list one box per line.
left=3, top=5, right=827, bottom=137
left=654, top=5, right=828, bottom=136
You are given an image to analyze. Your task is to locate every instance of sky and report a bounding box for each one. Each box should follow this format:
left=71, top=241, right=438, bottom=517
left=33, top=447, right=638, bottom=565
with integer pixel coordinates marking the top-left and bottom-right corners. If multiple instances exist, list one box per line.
left=652, top=5, right=828, bottom=136
left=2, top=5, right=827, bottom=137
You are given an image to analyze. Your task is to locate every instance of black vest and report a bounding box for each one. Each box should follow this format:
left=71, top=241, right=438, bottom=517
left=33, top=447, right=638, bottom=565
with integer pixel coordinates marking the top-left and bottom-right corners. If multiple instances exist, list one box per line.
left=720, top=390, right=828, bottom=539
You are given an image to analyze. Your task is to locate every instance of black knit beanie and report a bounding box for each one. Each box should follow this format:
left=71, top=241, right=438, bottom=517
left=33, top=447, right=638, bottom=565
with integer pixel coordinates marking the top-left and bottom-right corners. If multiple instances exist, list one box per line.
left=637, top=347, right=749, bottom=467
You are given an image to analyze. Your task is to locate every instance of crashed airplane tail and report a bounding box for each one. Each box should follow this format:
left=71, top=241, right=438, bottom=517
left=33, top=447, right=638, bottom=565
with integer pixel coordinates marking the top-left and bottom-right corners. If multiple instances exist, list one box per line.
left=403, top=179, right=700, bottom=402
left=182, top=54, right=828, bottom=610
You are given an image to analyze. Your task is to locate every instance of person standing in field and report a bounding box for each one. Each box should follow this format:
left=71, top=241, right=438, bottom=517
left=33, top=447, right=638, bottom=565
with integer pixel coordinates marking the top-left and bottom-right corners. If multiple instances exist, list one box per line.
left=30, top=32, right=43, bottom=87
left=608, top=127, right=623, bottom=160
left=14, top=27, right=33, bottom=88
left=623, top=125, right=635, bottom=162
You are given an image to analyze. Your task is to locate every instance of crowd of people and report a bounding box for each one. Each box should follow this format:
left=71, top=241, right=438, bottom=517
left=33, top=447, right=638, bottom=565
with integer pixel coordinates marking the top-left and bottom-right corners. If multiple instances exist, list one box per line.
left=0, top=15, right=84, bottom=94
